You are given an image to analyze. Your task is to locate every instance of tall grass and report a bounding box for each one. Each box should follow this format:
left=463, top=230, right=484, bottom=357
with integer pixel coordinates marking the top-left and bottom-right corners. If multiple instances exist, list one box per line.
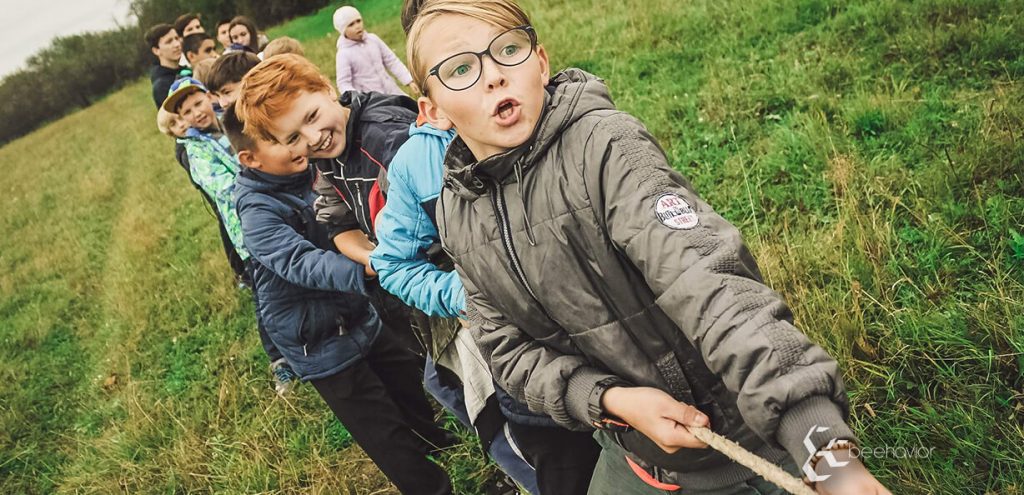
left=1, top=0, right=1022, bottom=493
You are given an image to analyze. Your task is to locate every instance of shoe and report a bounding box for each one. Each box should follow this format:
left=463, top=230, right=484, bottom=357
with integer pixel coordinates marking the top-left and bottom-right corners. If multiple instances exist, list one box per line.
left=483, top=474, right=521, bottom=495
left=270, top=358, right=299, bottom=396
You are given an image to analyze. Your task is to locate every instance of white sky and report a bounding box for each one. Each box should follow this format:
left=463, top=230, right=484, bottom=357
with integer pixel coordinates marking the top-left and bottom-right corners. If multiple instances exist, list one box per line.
left=0, top=0, right=133, bottom=78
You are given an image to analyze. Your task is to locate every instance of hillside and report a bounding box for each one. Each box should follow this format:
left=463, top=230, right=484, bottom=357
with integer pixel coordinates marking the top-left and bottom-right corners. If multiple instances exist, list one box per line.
left=1, top=0, right=1022, bottom=493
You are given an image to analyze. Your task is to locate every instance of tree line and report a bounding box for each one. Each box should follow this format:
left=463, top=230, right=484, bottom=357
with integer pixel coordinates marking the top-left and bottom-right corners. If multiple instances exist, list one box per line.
left=0, top=0, right=328, bottom=146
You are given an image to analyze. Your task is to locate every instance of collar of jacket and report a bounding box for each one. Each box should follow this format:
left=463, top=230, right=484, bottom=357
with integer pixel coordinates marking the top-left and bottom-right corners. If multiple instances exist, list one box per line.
left=337, top=33, right=367, bottom=49
left=443, top=68, right=614, bottom=202
left=333, top=90, right=419, bottom=164
left=238, top=163, right=314, bottom=193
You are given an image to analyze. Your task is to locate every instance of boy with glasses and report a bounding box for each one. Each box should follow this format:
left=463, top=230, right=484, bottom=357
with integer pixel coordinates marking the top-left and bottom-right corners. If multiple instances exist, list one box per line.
left=406, top=0, right=893, bottom=493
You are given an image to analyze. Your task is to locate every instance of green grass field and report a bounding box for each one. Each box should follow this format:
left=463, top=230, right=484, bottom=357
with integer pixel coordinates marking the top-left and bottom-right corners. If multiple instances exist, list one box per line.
left=1, top=0, right=1022, bottom=493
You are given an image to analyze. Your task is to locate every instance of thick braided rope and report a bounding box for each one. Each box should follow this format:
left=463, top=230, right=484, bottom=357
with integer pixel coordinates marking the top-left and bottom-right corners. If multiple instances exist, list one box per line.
left=690, top=427, right=817, bottom=495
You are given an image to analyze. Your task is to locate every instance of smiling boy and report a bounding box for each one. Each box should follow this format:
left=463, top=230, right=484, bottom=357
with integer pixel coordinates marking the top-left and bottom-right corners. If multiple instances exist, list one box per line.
left=224, top=104, right=455, bottom=495
left=406, top=0, right=893, bottom=494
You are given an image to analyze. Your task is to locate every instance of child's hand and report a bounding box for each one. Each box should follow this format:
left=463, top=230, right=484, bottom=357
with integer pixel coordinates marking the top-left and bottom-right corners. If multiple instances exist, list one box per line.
left=813, top=450, right=892, bottom=495
left=600, top=386, right=709, bottom=453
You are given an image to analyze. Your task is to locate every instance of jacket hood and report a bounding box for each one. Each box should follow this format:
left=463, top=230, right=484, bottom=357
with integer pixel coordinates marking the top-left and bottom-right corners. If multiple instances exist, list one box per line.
left=445, top=69, right=615, bottom=199
left=409, top=122, right=455, bottom=140
left=235, top=164, right=315, bottom=202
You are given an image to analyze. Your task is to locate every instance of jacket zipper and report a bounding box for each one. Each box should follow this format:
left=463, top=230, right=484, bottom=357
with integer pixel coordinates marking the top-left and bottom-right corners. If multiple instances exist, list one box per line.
left=335, top=158, right=371, bottom=234
left=490, top=178, right=541, bottom=302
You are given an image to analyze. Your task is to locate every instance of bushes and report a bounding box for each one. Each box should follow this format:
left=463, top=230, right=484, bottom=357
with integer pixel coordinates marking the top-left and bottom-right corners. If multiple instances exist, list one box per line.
left=0, top=0, right=329, bottom=146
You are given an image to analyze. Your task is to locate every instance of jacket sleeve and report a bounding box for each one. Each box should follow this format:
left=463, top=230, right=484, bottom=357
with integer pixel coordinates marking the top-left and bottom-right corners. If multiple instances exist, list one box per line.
left=373, top=34, right=413, bottom=86
left=583, top=112, right=856, bottom=466
left=460, top=262, right=618, bottom=430
left=335, top=47, right=354, bottom=94
left=237, top=193, right=366, bottom=295
left=370, top=152, right=465, bottom=318
left=186, top=143, right=247, bottom=258
left=312, top=168, right=361, bottom=239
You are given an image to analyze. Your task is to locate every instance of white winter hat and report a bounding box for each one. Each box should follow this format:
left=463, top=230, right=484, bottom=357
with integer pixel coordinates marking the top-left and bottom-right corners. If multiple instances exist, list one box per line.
left=333, top=6, right=362, bottom=33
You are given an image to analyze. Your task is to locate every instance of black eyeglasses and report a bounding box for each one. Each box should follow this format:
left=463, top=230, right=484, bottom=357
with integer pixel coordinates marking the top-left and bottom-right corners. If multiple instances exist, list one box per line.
left=427, top=25, right=537, bottom=93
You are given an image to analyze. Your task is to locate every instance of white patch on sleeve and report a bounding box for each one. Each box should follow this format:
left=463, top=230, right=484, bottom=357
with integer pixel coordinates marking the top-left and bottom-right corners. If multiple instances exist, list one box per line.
left=654, top=193, right=699, bottom=230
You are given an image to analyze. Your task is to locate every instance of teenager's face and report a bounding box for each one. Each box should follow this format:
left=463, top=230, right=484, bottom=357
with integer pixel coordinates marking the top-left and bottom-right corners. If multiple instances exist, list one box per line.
left=217, top=23, right=231, bottom=47
left=230, top=25, right=251, bottom=48
left=152, top=30, right=182, bottom=65
left=183, top=18, right=204, bottom=36
left=188, top=39, right=218, bottom=65
left=242, top=140, right=309, bottom=176
left=344, top=18, right=364, bottom=41
left=213, top=81, right=240, bottom=109
left=178, top=91, right=217, bottom=131
left=418, top=15, right=549, bottom=161
left=267, top=90, right=348, bottom=159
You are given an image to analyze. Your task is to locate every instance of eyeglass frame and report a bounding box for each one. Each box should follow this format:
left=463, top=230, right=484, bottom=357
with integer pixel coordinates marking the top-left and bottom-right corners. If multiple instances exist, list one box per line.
left=425, top=25, right=537, bottom=94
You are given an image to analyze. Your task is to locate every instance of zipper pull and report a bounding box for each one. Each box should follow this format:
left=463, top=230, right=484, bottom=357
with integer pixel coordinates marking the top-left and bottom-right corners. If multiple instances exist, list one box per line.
left=303, top=344, right=308, bottom=356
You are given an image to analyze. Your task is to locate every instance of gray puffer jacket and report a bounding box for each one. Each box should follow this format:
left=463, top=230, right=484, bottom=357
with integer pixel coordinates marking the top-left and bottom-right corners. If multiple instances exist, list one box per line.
left=438, top=69, right=857, bottom=489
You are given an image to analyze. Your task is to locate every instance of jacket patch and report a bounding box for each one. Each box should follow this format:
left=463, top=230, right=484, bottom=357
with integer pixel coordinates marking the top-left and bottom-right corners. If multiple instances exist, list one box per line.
left=655, top=194, right=699, bottom=230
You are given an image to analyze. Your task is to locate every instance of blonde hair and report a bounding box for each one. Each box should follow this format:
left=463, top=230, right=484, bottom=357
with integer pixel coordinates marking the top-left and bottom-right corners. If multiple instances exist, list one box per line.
left=263, top=36, right=305, bottom=58
left=191, top=57, right=217, bottom=86
left=235, top=54, right=333, bottom=142
left=406, top=0, right=532, bottom=93
left=156, top=108, right=181, bottom=137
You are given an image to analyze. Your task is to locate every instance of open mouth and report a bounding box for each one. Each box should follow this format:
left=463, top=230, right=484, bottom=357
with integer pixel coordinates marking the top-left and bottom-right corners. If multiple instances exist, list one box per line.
left=314, top=132, right=333, bottom=152
left=494, top=98, right=517, bottom=119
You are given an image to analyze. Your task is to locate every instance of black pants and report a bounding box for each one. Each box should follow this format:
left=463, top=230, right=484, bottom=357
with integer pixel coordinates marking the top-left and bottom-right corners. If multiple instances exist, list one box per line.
left=508, top=421, right=602, bottom=495
left=310, top=334, right=454, bottom=495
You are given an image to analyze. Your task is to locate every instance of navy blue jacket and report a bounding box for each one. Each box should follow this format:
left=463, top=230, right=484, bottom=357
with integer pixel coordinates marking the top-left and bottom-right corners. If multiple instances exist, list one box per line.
left=235, top=165, right=381, bottom=381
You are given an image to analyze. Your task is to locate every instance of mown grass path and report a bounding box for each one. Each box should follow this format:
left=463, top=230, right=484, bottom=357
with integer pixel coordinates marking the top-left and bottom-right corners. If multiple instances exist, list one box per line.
left=2, top=0, right=1022, bottom=493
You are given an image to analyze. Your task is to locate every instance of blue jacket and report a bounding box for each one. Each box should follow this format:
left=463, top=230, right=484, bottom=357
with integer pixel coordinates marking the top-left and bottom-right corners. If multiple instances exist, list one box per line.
left=235, top=165, right=381, bottom=381
left=370, top=123, right=465, bottom=318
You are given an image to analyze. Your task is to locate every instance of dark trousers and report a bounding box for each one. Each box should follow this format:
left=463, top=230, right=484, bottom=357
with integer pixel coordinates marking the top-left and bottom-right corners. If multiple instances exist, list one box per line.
left=310, top=333, right=454, bottom=495
left=508, top=421, right=602, bottom=495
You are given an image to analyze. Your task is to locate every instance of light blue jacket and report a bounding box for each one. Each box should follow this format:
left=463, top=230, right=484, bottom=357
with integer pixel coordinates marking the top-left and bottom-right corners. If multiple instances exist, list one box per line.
left=370, top=123, right=465, bottom=318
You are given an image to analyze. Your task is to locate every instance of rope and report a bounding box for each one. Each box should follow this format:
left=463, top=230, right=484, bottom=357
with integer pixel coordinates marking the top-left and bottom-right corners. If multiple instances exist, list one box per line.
left=689, top=426, right=817, bottom=495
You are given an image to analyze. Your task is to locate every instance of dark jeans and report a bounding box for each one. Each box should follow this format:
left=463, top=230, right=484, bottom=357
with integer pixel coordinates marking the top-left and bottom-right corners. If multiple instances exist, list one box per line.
left=508, top=421, right=602, bottom=495
left=310, top=333, right=454, bottom=495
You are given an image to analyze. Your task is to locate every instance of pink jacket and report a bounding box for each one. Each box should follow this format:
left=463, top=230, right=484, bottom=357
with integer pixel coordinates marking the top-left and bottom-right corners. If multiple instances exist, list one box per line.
left=335, top=33, right=413, bottom=96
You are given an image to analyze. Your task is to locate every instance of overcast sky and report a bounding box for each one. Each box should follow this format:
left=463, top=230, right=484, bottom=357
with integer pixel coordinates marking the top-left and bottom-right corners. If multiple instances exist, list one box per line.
left=0, top=0, right=133, bottom=78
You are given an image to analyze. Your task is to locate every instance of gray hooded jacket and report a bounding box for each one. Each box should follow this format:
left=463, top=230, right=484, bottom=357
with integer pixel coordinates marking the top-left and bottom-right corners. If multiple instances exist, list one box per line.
left=438, top=69, right=857, bottom=489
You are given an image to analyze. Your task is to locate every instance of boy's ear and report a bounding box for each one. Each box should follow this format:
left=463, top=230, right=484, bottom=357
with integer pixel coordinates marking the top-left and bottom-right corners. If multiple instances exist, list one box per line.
left=236, top=149, right=261, bottom=170
left=536, top=44, right=551, bottom=84
left=151, top=46, right=161, bottom=58
left=418, top=96, right=453, bottom=131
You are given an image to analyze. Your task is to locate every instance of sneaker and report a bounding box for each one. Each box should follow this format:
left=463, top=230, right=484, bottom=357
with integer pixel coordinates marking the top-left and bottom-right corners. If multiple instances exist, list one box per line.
left=270, top=358, right=299, bottom=396
left=483, top=474, right=521, bottom=495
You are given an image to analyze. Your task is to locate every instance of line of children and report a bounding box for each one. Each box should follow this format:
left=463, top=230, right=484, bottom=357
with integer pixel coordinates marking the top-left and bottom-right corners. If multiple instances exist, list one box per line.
left=237, top=51, right=609, bottom=495
left=161, top=75, right=297, bottom=394
left=146, top=3, right=894, bottom=493
left=226, top=59, right=458, bottom=495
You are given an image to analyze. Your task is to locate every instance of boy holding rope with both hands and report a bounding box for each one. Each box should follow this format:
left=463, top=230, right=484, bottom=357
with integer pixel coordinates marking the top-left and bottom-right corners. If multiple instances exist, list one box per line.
left=404, top=0, right=892, bottom=493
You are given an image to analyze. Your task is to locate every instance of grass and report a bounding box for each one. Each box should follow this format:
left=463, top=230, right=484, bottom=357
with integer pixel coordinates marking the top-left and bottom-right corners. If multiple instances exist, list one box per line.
left=1, top=0, right=1022, bottom=493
